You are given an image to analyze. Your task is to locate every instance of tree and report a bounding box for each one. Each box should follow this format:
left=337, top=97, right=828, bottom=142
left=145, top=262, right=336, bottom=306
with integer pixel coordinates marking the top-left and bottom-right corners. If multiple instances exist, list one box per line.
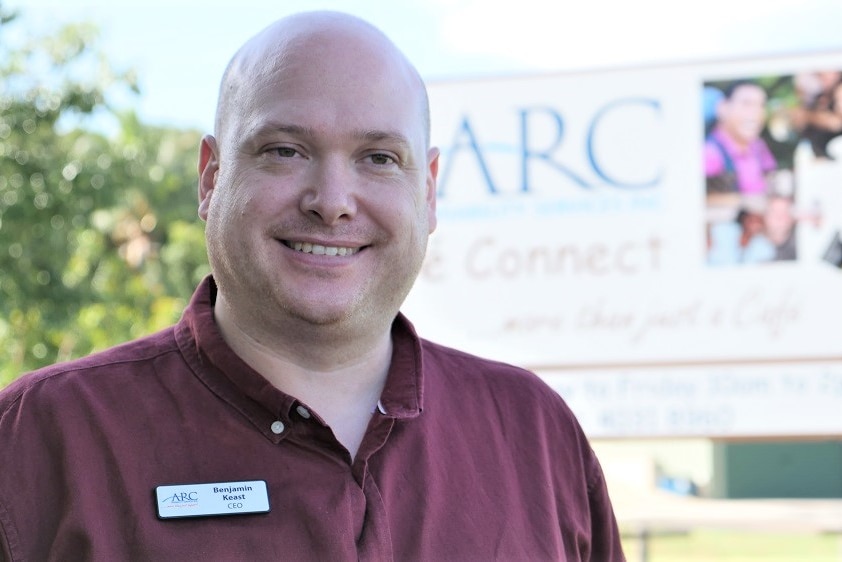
left=0, top=7, right=209, bottom=386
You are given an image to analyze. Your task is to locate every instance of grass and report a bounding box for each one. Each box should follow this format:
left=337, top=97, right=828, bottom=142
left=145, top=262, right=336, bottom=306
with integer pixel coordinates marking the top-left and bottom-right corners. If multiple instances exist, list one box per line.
left=620, top=529, right=842, bottom=562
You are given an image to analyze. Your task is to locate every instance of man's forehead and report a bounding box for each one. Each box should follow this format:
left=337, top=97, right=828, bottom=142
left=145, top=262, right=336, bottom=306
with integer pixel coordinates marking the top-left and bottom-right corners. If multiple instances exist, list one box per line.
left=730, top=84, right=765, bottom=101
left=216, top=11, right=430, bottom=147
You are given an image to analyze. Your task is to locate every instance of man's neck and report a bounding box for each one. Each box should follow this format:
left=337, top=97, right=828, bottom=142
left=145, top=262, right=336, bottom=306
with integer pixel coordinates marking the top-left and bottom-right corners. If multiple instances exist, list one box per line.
left=213, top=295, right=393, bottom=459
left=719, top=126, right=752, bottom=151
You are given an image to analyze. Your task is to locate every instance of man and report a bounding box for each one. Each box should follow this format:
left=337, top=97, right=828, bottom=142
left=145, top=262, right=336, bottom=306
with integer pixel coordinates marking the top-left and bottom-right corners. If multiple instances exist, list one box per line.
left=707, top=195, right=776, bottom=266
left=764, top=194, right=797, bottom=261
left=704, top=80, right=777, bottom=196
left=0, top=12, right=623, bottom=561
left=793, top=70, right=842, bottom=160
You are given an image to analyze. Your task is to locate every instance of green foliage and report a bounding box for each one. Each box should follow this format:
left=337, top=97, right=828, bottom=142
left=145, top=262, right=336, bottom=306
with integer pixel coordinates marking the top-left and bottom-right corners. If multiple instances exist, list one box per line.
left=0, top=8, right=209, bottom=386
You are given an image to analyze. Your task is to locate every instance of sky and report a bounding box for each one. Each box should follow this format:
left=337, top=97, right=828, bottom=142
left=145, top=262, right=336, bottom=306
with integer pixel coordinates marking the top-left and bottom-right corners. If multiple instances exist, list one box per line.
left=9, top=0, right=842, bottom=133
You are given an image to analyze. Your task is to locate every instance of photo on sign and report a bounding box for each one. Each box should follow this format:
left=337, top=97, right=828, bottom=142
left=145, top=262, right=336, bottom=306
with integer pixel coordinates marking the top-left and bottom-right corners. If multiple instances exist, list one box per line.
left=702, top=71, right=842, bottom=268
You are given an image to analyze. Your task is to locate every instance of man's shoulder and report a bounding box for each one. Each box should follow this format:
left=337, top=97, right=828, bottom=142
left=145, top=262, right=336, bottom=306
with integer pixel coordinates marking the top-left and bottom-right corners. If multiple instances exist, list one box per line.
left=419, top=338, right=567, bottom=408
left=417, top=338, right=591, bottom=459
left=0, top=327, right=180, bottom=412
left=704, top=133, right=728, bottom=174
left=420, top=338, right=530, bottom=375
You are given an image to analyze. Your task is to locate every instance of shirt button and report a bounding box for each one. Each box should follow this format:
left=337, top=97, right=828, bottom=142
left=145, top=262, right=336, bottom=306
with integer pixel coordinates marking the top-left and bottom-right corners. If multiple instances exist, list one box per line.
left=296, top=405, right=311, bottom=419
left=270, top=421, right=285, bottom=434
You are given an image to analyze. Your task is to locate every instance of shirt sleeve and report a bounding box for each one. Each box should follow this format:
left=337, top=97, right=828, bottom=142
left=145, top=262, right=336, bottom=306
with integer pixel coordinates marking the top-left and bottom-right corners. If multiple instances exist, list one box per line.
left=0, top=500, right=12, bottom=562
left=585, top=450, right=627, bottom=561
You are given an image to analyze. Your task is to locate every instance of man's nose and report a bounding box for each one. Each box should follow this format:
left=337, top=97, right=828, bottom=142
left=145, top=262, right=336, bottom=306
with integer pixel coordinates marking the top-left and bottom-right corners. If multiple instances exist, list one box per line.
left=299, top=157, right=357, bottom=225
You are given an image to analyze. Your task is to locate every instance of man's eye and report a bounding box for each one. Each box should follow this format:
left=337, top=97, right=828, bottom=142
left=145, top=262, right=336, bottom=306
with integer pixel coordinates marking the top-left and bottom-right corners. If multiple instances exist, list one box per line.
left=369, top=153, right=395, bottom=165
left=271, top=147, right=298, bottom=158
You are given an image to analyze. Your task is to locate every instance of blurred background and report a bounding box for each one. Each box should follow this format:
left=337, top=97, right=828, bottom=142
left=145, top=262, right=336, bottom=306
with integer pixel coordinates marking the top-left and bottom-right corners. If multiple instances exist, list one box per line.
left=2, top=0, right=842, bottom=559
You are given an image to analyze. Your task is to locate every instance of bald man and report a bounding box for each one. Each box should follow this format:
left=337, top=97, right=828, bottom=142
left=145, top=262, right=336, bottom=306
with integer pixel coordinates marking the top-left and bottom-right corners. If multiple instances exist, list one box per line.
left=0, top=12, right=624, bottom=561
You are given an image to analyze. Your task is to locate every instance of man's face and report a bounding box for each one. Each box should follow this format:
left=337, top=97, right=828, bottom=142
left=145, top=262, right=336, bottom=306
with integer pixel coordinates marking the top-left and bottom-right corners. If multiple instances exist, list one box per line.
left=720, top=84, right=767, bottom=146
left=741, top=212, right=765, bottom=237
left=764, top=197, right=794, bottom=244
left=199, top=33, right=438, bottom=336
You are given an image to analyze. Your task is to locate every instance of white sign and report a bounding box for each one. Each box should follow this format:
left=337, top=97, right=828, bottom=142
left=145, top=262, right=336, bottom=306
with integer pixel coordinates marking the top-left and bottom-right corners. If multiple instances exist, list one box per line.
left=404, top=51, right=842, bottom=437
left=542, top=362, right=842, bottom=438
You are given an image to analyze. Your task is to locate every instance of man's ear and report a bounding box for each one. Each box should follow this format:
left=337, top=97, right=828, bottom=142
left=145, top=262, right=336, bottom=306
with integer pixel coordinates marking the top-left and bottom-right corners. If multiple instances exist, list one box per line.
left=198, top=135, right=220, bottom=221
left=426, top=147, right=439, bottom=234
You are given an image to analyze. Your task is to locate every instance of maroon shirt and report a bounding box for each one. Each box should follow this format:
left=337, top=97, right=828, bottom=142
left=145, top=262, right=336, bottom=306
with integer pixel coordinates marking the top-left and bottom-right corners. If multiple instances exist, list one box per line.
left=0, top=277, right=624, bottom=561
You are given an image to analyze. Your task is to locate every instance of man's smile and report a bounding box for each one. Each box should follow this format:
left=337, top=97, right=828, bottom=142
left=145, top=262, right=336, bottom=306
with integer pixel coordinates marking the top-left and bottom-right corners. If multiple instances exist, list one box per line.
left=283, top=241, right=361, bottom=256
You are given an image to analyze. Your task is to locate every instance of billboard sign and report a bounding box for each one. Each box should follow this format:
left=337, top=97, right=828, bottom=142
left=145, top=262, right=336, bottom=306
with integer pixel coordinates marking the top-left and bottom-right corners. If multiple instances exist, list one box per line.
left=403, top=51, right=842, bottom=438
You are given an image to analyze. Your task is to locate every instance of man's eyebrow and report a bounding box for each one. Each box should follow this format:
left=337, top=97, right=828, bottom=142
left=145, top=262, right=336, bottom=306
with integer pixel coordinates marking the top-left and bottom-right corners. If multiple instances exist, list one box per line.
left=355, top=129, right=412, bottom=149
left=249, top=122, right=313, bottom=138
left=249, top=122, right=412, bottom=148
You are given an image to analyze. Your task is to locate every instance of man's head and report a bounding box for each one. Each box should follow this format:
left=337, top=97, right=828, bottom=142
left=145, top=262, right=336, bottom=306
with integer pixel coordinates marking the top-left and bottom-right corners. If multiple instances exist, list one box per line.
left=736, top=194, right=767, bottom=240
left=197, top=12, right=439, bottom=344
left=717, top=81, right=768, bottom=147
left=213, top=13, right=432, bottom=152
left=764, top=194, right=795, bottom=246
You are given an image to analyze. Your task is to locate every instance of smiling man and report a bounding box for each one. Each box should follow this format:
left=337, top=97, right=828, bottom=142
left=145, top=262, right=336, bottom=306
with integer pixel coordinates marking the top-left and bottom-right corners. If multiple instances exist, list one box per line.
left=0, top=12, right=624, bottom=561
left=704, top=80, right=777, bottom=196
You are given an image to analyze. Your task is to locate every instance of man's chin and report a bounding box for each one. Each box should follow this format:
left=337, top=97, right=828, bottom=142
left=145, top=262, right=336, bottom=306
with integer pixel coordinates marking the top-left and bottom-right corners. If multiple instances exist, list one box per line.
left=282, top=300, right=358, bottom=328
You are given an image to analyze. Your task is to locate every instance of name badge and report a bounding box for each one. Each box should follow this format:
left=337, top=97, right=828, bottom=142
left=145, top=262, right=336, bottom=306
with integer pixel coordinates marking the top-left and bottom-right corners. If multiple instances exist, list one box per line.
left=155, top=480, right=270, bottom=519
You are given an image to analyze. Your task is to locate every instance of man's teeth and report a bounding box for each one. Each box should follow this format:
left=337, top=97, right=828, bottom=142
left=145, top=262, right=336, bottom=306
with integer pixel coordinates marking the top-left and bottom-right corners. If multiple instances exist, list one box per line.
left=289, top=242, right=357, bottom=256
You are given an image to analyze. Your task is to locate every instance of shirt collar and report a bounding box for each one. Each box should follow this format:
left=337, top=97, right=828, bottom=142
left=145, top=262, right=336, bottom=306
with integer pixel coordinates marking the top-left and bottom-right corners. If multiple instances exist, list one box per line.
left=379, top=311, right=424, bottom=419
left=177, top=276, right=424, bottom=422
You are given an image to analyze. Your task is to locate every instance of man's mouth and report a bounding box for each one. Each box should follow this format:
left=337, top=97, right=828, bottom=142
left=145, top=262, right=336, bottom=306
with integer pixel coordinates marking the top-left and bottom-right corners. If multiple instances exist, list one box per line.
left=283, top=241, right=360, bottom=256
